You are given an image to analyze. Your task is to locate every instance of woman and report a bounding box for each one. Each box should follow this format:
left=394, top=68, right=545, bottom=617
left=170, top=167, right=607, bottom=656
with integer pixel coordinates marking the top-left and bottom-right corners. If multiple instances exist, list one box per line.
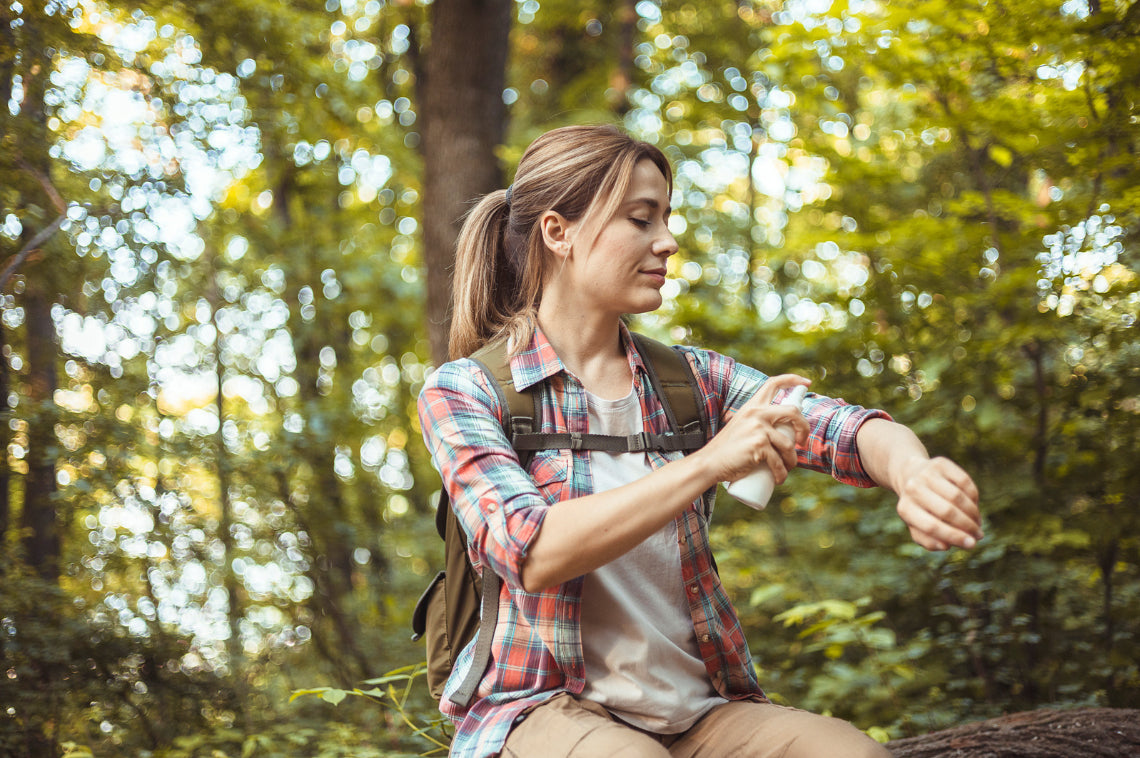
left=418, top=125, right=983, bottom=758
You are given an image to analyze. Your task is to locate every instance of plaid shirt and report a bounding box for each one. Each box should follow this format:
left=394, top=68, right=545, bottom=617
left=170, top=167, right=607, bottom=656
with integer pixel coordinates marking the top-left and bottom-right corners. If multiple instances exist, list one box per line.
left=417, top=324, right=890, bottom=758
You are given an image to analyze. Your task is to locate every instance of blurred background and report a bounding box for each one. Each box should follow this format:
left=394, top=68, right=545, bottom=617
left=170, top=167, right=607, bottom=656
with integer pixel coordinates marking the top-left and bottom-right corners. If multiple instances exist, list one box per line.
left=1, top=0, right=1137, bottom=755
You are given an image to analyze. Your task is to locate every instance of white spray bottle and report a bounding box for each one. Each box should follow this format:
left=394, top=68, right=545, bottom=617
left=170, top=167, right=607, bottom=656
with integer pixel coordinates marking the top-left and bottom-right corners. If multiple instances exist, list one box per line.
left=725, top=384, right=807, bottom=510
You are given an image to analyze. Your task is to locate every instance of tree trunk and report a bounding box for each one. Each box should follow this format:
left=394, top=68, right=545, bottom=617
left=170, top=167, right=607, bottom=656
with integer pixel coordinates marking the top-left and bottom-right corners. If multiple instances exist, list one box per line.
left=7, top=0, right=62, bottom=584
left=0, top=4, right=12, bottom=547
left=611, top=0, right=637, bottom=114
left=21, top=279, right=59, bottom=581
left=272, top=468, right=374, bottom=687
left=260, top=147, right=374, bottom=683
left=290, top=324, right=356, bottom=593
left=286, top=294, right=374, bottom=682
left=208, top=257, right=244, bottom=676
left=0, top=320, right=9, bottom=549
left=887, top=708, right=1140, bottom=757
left=418, top=0, right=512, bottom=365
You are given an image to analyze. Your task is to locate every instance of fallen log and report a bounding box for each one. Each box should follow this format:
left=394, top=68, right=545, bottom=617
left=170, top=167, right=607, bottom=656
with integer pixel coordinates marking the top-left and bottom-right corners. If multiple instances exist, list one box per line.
left=887, top=707, right=1140, bottom=757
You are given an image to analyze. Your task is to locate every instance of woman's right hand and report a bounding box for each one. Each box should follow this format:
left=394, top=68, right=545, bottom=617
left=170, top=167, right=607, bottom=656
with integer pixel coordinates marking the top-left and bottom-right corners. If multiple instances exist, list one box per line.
left=695, top=374, right=812, bottom=486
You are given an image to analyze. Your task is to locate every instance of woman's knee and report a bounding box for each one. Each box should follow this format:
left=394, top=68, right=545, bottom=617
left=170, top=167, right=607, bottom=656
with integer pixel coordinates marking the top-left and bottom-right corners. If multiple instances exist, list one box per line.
left=787, top=714, right=891, bottom=758
left=675, top=701, right=890, bottom=758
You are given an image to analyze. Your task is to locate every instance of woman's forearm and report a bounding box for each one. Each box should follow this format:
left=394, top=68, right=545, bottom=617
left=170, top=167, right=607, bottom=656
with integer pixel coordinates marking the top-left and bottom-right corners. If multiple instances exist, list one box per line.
left=856, top=418, right=984, bottom=550
left=518, top=374, right=809, bottom=592
left=519, top=451, right=717, bottom=592
left=854, top=418, right=931, bottom=493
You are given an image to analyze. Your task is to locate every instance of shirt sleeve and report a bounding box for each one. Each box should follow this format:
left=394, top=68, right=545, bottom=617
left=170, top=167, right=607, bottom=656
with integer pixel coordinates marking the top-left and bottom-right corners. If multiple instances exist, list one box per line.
left=681, top=346, right=892, bottom=488
left=417, top=359, right=550, bottom=588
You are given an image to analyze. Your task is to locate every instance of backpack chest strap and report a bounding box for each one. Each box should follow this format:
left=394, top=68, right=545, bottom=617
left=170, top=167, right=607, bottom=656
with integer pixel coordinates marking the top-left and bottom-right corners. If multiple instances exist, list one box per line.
left=511, top=429, right=705, bottom=454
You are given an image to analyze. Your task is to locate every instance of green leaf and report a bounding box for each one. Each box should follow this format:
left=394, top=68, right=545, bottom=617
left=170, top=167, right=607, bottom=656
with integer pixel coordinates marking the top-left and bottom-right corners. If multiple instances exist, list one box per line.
left=988, top=144, right=1013, bottom=167
left=357, top=687, right=387, bottom=698
left=289, top=688, right=331, bottom=703
left=749, top=583, right=786, bottom=607
left=320, top=689, right=348, bottom=706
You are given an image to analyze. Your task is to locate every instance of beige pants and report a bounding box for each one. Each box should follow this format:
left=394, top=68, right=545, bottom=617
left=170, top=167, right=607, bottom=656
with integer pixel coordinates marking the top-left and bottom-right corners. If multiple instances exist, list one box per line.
left=500, top=693, right=892, bottom=758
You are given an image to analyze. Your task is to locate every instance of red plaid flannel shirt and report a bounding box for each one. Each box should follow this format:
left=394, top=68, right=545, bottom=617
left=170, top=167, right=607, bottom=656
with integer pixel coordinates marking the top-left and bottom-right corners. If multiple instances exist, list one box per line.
left=417, top=324, right=889, bottom=758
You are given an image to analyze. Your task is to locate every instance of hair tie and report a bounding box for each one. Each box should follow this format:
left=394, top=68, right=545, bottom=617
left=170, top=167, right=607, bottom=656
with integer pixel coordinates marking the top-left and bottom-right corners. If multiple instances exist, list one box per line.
left=504, top=185, right=513, bottom=206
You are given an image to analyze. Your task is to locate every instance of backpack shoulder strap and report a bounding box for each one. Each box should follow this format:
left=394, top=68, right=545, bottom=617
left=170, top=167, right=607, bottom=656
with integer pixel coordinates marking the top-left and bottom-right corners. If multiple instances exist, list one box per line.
left=438, top=338, right=533, bottom=709
left=630, top=332, right=710, bottom=443
left=631, top=332, right=717, bottom=518
left=432, top=339, right=534, bottom=539
left=469, top=338, right=539, bottom=445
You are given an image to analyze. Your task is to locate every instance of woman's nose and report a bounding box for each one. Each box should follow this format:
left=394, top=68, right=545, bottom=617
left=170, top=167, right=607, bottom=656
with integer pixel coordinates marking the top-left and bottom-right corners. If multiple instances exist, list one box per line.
left=655, top=228, right=678, bottom=257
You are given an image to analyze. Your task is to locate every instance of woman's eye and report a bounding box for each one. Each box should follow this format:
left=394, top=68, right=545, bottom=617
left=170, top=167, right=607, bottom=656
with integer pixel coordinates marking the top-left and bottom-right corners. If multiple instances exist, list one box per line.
left=630, top=218, right=650, bottom=228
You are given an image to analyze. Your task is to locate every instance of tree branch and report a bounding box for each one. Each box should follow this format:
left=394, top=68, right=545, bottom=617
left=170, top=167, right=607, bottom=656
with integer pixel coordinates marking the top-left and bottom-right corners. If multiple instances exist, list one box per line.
left=15, top=157, right=66, bottom=214
left=1, top=212, right=66, bottom=290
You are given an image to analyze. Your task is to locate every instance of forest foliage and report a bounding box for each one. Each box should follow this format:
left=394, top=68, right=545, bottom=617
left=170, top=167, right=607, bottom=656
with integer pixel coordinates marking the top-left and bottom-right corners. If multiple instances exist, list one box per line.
left=1, top=0, right=1138, bottom=756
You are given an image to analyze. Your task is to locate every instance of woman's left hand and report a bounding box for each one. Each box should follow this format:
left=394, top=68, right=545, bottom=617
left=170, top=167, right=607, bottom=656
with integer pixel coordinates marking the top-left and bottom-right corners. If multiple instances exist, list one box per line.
left=894, top=457, right=983, bottom=551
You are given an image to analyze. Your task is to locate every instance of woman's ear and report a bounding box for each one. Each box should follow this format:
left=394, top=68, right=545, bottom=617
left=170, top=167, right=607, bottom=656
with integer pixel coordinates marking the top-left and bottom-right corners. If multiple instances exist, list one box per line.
left=539, top=211, right=574, bottom=260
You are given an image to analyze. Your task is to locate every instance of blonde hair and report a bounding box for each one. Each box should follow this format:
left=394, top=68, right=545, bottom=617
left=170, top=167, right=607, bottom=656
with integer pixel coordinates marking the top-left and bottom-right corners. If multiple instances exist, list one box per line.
left=448, top=124, right=672, bottom=359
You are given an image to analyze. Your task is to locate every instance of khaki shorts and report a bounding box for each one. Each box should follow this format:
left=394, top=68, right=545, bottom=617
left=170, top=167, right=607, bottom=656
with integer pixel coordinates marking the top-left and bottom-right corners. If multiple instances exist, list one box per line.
left=501, top=693, right=891, bottom=758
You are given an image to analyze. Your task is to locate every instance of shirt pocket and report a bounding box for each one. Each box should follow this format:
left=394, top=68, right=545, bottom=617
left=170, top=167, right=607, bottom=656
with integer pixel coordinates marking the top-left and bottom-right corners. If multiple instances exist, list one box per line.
left=528, top=450, right=570, bottom=504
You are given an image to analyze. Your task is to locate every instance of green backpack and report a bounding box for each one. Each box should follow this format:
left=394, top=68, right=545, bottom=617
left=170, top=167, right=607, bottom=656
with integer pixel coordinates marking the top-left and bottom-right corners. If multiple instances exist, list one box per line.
left=411, top=333, right=712, bottom=706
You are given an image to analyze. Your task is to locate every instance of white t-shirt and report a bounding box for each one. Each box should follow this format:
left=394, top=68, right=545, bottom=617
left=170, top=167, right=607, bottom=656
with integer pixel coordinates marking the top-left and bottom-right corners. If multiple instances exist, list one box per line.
left=578, top=386, right=727, bottom=733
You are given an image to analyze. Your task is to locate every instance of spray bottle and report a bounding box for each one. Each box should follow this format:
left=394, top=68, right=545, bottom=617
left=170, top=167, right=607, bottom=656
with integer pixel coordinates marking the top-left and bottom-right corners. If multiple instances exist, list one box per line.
left=725, top=384, right=807, bottom=510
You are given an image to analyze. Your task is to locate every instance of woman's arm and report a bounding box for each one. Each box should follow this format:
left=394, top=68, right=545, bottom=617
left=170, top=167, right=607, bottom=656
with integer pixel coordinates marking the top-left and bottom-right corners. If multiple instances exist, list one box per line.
left=855, top=418, right=983, bottom=551
left=422, top=359, right=808, bottom=593
left=519, top=447, right=720, bottom=591
left=519, top=373, right=810, bottom=592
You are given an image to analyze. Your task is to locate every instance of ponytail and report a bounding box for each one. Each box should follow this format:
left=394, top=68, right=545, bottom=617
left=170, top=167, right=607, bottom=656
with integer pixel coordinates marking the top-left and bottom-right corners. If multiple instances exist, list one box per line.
left=448, top=190, right=543, bottom=359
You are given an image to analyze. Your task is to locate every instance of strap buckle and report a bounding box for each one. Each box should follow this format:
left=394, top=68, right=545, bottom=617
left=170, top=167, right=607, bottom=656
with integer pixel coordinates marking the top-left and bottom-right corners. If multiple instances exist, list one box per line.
left=626, top=432, right=650, bottom=452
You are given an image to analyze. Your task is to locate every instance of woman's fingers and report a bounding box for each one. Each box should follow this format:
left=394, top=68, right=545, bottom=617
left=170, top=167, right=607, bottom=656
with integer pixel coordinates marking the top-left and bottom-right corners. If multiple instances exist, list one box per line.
left=706, top=374, right=812, bottom=484
left=908, top=527, right=949, bottom=552
left=900, top=500, right=976, bottom=549
left=919, top=459, right=982, bottom=532
left=708, top=410, right=796, bottom=483
left=782, top=406, right=810, bottom=446
left=747, top=374, right=811, bottom=408
left=762, top=424, right=797, bottom=483
left=897, top=457, right=983, bottom=550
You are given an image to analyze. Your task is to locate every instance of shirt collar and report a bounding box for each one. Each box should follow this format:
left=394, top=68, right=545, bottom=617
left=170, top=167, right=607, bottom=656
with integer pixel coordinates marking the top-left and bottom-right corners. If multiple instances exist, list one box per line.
left=509, top=321, right=648, bottom=393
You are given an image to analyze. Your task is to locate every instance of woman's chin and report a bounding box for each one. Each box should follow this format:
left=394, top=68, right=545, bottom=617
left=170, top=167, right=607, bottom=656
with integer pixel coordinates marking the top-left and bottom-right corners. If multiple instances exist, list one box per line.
left=623, top=295, right=664, bottom=316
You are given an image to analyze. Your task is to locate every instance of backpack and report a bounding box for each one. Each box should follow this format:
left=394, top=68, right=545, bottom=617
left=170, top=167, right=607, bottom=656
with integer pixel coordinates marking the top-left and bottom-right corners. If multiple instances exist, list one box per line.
left=410, top=332, right=712, bottom=707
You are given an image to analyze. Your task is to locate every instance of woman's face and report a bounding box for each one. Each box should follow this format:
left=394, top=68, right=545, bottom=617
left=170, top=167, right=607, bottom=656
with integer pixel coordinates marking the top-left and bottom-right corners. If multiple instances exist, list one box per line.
left=562, top=159, right=678, bottom=317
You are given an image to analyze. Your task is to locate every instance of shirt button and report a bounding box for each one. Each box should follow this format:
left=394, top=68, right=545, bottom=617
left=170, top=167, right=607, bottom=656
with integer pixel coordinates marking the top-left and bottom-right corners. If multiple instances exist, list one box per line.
left=487, top=503, right=497, bottom=513
left=700, top=633, right=711, bottom=643
left=688, top=584, right=699, bottom=595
